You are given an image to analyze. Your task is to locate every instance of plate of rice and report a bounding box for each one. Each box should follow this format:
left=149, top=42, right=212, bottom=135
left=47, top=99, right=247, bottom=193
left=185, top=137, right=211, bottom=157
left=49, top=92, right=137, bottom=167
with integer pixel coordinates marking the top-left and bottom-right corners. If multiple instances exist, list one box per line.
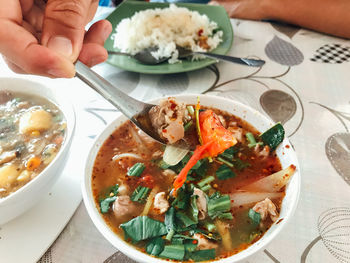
left=104, top=1, right=233, bottom=74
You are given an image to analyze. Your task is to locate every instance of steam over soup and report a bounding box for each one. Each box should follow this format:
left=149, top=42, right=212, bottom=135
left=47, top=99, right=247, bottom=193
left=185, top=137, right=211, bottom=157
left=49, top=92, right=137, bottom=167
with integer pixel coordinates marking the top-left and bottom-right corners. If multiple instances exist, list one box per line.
left=0, top=91, right=66, bottom=198
left=92, top=98, right=295, bottom=262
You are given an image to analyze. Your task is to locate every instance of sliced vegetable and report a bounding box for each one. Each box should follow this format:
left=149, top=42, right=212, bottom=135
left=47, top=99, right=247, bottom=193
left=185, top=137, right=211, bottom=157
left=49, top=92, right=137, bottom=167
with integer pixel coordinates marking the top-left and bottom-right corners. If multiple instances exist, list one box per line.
left=99, top=184, right=119, bottom=213
left=141, top=187, right=158, bottom=216
left=112, top=153, right=142, bottom=162
left=159, top=245, right=185, bottom=261
left=120, top=216, right=167, bottom=242
left=202, top=221, right=217, bottom=232
left=187, top=105, right=195, bottom=118
left=229, top=191, right=284, bottom=208
left=165, top=207, right=176, bottom=241
left=131, top=186, right=150, bottom=203
left=216, top=164, right=236, bottom=180
left=173, top=141, right=213, bottom=194
left=216, top=156, right=234, bottom=168
left=197, top=175, right=215, bottom=188
left=215, top=219, right=232, bottom=251
left=146, top=237, right=165, bottom=256
left=246, top=132, right=263, bottom=148
left=100, top=196, right=117, bottom=214
left=127, top=162, right=145, bottom=177
left=260, top=123, right=285, bottom=150
left=190, top=249, right=216, bottom=262
left=172, top=184, right=192, bottom=210
left=208, top=193, right=232, bottom=220
left=199, top=110, right=237, bottom=157
left=200, top=184, right=211, bottom=192
left=26, top=156, right=41, bottom=171
left=184, top=120, right=193, bottom=132
left=232, top=158, right=251, bottom=171
left=248, top=208, right=261, bottom=225
left=195, top=97, right=203, bottom=145
left=220, top=146, right=239, bottom=160
left=163, top=145, right=189, bottom=166
left=240, top=165, right=296, bottom=192
left=176, top=211, right=197, bottom=228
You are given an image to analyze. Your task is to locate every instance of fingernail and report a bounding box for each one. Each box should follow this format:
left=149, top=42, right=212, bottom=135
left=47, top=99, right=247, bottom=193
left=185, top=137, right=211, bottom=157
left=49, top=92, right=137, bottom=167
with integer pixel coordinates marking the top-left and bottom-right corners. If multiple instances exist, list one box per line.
left=102, top=29, right=111, bottom=41
left=47, top=68, right=69, bottom=78
left=47, top=36, right=73, bottom=57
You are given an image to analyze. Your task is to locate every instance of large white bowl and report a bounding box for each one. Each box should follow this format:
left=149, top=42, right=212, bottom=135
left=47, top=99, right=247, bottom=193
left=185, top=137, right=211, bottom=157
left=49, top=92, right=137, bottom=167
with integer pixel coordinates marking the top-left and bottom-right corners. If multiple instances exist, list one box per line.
left=82, top=94, right=300, bottom=263
left=0, top=78, right=75, bottom=224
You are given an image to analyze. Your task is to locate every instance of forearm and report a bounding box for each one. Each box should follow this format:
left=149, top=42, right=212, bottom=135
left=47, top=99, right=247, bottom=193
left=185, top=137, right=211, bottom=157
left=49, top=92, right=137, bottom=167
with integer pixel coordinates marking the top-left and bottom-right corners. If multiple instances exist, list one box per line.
left=266, top=0, right=350, bottom=39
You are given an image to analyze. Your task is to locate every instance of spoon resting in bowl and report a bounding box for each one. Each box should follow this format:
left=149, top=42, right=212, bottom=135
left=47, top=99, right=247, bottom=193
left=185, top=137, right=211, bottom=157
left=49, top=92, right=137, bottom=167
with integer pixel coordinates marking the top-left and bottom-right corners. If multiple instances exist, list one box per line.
left=75, top=61, right=189, bottom=149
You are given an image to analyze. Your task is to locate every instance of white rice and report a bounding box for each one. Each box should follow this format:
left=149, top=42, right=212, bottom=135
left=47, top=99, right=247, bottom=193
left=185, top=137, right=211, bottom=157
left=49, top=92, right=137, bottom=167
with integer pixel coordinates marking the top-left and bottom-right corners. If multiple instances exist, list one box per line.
left=113, top=4, right=223, bottom=64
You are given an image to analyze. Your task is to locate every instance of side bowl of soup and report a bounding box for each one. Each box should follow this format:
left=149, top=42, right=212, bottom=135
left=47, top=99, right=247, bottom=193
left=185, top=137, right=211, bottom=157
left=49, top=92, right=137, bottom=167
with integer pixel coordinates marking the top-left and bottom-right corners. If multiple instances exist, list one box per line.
left=82, top=94, right=300, bottom=263
left=0, top=78, right=75, bottom=224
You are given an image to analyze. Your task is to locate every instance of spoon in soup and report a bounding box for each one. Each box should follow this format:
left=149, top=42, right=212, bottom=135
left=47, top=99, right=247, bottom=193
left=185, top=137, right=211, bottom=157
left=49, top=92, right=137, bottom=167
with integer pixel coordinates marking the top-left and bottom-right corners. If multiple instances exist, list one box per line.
left=75, top=61, right=189, bottom=149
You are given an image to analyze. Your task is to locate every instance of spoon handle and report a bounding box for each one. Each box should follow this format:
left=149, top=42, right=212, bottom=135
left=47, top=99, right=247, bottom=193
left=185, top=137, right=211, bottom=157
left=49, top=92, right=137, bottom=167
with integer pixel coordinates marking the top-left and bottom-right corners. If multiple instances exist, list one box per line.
left=194, top=52, right=265, bottom=67
left=75, top=61, right=152, bottom=119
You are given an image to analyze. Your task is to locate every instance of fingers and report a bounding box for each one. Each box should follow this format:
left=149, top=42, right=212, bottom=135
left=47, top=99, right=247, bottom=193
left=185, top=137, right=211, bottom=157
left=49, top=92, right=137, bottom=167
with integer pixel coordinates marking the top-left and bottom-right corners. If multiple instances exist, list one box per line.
left=0, top=19, right=75, bottom=78
left=41, top=0, right=92, bottom=62
left=79, top=19, right=112, bottom=67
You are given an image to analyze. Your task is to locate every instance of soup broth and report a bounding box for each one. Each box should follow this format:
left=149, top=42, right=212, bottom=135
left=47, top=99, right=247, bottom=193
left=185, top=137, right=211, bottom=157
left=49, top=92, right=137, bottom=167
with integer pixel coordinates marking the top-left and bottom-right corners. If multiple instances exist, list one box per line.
left=92, top=103, right=293, bottom=262
left=0, top=91, right=66, bottom=198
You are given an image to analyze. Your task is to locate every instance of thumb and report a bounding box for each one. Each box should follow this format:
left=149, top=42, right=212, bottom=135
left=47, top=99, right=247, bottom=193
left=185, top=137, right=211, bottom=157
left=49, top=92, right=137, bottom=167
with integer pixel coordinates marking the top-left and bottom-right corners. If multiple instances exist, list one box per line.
left=41, top=0, right=92, bottom=62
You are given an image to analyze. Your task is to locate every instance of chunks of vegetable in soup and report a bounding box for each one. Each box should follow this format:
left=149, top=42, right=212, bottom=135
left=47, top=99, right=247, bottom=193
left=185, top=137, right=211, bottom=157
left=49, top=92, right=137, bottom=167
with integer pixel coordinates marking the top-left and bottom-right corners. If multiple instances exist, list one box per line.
left=92, top=99, right=295, bottom=262
left=0, top=91, right=66, bottom=198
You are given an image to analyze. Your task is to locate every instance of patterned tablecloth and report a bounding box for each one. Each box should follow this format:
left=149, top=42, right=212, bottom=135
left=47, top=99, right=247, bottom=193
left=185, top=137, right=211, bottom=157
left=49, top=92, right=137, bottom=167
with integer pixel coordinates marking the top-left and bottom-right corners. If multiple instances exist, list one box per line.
left=28, top=7, right=350, bottom=263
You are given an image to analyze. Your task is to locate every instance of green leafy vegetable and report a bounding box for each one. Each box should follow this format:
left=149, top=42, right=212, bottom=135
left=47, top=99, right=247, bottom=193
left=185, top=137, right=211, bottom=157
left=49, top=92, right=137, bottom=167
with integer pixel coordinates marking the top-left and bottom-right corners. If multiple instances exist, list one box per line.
left=208, top=192, right=232, bottom=220
left=176, top=211, right=197, bottom=228
left=216, top=156, right=234, bottom=167
left=127, top=163, right=145, bottom=177
left=100, top=196, right=117, bottom=214
left=165, top=207, right=176, bottom=241
left=232, top=158, right=251, bottom=171
left=184, top=120, right=194, bottom=132
left=172, top=184, right=193, bottom=210
left=120, top=216, right=167, bottom=242
left=99, top=184, right=119, bottom=213
left=200, top=184, right=212, bottom=192
left=190, top=249, right=216, bottom=261
left=159, top=245, right=185, bottom=261
left=216, top=164, right=236, bottom=180
left=259, top=122, right=285, bottom=150
left=248, top=208, right=261, bottom=225
left=246, top=132, right=263, bottom=148
left=146, top=237, right=165, bottom=256
left=220, top=146, right=239, bottom=160
left=202, top=221, right=217, bottom=232
left=197, top=176, right=215, bottom=188
left=131, top=186, right=150, bottom=203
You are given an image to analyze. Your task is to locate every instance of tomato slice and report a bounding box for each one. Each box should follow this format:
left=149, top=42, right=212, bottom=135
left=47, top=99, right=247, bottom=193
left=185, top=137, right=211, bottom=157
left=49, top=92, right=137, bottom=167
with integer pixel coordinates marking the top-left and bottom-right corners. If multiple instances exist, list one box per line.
left=173, top=140, right=213, bottom=194
left=199, top=110, right=237, bottom=157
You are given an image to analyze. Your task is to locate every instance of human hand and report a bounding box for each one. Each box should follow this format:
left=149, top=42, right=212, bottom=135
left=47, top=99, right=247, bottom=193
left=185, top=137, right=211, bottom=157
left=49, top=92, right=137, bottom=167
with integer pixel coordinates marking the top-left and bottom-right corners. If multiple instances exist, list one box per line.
left=209, top=0, right=270, bottom=20
left=0, top=0, right=112, bottom=78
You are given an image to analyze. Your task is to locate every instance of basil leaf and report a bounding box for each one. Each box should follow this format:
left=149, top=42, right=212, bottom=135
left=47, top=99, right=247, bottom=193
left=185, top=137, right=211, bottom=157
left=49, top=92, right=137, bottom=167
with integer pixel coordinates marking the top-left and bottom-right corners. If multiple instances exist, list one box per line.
left=120, top=216, right=167, bottom=242
left=146, top=237, right=165, bottom=256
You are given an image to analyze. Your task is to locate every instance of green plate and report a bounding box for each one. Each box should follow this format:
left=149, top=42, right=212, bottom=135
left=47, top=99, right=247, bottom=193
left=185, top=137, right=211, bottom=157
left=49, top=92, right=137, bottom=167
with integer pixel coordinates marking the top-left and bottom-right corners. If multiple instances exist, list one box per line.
left=104, top=1, right=233, bottom=74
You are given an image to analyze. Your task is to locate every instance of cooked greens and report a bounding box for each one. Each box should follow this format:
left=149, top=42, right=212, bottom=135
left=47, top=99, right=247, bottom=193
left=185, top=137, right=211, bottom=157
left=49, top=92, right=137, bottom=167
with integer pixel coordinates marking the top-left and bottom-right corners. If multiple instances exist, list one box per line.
left=127, top=162, right=145, bottom=177
left=260, top=122, right=285, bottom=150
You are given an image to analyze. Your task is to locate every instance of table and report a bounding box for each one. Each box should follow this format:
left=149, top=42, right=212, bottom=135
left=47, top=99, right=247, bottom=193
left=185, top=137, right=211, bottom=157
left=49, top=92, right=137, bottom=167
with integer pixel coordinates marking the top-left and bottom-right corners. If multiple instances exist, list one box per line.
left=2, top=7, right=350, bottom=263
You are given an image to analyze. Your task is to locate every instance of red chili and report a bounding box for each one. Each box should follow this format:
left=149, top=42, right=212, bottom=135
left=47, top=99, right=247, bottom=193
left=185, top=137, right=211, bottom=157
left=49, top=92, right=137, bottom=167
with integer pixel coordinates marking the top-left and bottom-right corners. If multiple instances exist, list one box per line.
left=198, top=29, right=203, bottom=36
left=139, top=174, right=155, bottom=188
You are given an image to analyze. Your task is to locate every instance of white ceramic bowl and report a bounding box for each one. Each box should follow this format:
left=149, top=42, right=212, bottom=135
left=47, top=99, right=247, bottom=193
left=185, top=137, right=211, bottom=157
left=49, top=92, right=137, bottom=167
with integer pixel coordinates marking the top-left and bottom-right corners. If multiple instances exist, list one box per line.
left=0, top=78, right=75, bottom=224
left=82, top=94, right=300, bottom=263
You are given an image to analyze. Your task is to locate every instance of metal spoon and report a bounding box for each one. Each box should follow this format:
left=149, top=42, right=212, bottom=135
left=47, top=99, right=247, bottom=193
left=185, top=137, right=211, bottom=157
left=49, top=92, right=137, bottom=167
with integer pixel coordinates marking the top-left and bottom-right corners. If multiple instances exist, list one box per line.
left=75, top=61, right=167, bottom=145
left=176, top=46, right=265, bottom=67
left=108, top=47, right=168, bottom=65
left=108, top=47, right=265, bottom=67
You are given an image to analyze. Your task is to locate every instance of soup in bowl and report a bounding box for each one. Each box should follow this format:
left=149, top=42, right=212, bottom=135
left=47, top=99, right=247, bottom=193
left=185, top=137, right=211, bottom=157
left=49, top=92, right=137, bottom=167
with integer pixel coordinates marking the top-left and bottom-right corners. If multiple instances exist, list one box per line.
left=83, top=95, right=300, bottom=262
left=0, top=78, right=75, bottom=224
